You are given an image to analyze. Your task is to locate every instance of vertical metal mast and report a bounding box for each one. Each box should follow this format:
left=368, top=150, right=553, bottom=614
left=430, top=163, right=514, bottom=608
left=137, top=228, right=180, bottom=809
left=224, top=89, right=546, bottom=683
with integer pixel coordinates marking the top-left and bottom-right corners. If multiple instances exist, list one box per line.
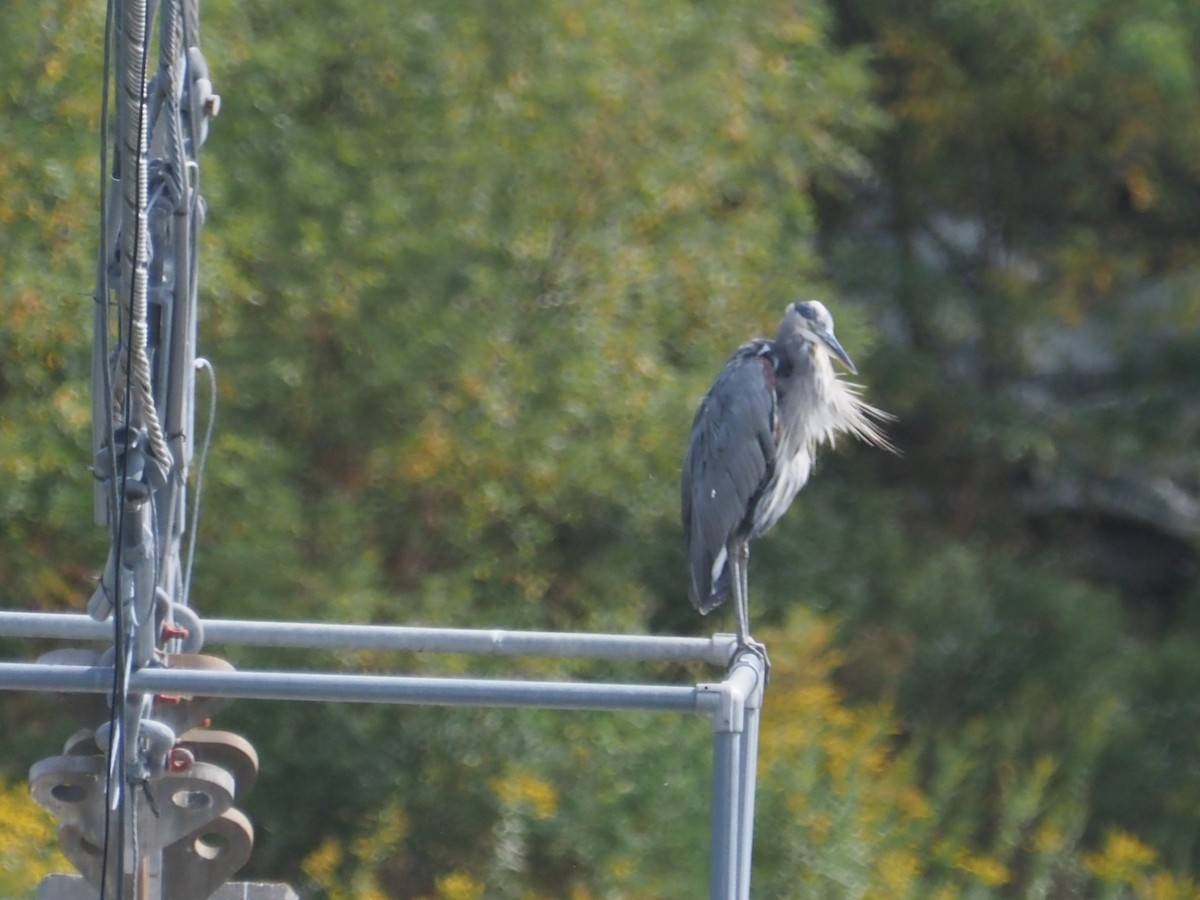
left=32, top=0, right=257, bottom=897
left=107, top=0, right=175, bottom=890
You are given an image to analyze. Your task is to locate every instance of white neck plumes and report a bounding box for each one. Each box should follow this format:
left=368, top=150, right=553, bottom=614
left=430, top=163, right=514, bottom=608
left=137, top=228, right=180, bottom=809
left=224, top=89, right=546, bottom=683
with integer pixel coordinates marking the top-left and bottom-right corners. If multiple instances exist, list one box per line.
left=797, top=344, right=895, bottom=458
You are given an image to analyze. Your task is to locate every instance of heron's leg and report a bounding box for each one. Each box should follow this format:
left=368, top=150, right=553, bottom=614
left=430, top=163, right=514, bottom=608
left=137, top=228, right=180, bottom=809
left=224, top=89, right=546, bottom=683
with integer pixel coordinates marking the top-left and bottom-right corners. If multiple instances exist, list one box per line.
left=731, top=539, right=770, bottom=680
left=731, top=540, right=751, bottom=648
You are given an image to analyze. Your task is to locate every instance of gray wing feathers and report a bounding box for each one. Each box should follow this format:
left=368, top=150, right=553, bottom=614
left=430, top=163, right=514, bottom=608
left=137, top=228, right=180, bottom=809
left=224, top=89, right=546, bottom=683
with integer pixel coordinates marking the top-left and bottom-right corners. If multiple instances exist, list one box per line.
left=682, top=349, right=777, bottom=613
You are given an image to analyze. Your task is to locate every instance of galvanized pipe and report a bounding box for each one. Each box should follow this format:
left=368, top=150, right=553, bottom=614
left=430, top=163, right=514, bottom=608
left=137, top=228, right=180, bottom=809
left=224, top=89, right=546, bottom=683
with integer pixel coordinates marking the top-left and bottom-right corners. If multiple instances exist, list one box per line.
left=705, top=650, right=765, bottom=900
left=0, top=662, right=699, bottom=715
left=0, top=612, right=735, bottom=666
left=710, top=727, right=741, bottom=899
left=734, top=681, right=763, bottom=897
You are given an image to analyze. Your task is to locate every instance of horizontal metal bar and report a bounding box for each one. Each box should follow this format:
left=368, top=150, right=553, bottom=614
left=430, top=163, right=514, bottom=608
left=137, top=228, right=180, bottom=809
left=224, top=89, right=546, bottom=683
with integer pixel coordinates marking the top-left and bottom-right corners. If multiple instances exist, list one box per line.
left=0, top=662, right=701, bottom=714
left=0, top=613, right=107, bottom=643
left=0, top=612, right=734, bottom=666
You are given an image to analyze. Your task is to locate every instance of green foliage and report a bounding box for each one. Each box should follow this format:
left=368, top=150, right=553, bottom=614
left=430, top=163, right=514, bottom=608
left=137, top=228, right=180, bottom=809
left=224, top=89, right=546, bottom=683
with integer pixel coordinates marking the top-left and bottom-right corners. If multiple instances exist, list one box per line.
left=1, top=0, right=1199, bottom=896
left=822, top=1, right=1200, bottom=885
left=0, top=0, right=107, bottom=613
left=0, top=774, right=69, bottom=896
left=193, top=0, right=883, bottom=640
left=282, top=616, right=1196, bottom=899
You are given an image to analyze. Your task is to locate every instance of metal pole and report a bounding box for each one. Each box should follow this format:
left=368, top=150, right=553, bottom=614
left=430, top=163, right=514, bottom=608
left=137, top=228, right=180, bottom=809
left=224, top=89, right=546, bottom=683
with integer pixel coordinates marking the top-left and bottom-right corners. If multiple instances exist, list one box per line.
left=0, top=612, right=736, bottom=666
left=0, top=662, right=701, bottom=714
left=699, top=650, right=764, bottom=900
left=710, top=726, right=741, bottom=900
left=733, top=658, right=764, bottom=899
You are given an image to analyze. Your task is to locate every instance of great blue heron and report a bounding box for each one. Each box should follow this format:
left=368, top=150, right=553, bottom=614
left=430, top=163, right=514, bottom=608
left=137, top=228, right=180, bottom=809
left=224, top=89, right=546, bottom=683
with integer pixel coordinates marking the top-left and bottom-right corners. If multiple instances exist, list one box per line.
left=681, top=300, right=892, bottom=661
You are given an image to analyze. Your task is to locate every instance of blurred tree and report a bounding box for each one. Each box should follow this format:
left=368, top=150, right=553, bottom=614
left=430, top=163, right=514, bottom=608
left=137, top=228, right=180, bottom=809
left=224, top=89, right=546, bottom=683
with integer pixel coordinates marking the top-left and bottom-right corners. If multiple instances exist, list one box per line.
left=1, top=0, right=1199, bottom=895
left=0, top=0, right=106, bottom=613
left=194, top=0, right=884, bottom=891
left=824, top=0, right=1200, bottom=880
left=0, top=775, right=69, bottom=896
left=195, top=0, right=883, bottom=637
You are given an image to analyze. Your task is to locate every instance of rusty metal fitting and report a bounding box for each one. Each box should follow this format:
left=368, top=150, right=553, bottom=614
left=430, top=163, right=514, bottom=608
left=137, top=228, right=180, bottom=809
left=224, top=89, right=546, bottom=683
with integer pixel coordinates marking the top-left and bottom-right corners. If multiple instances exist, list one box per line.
left=167, top=746, right=195, bottom=773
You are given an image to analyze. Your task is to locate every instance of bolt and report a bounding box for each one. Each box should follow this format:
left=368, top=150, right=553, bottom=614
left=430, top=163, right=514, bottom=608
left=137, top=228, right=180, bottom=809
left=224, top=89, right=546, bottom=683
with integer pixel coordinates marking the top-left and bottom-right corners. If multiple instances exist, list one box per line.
left=167, top=747, right=194, bottom=773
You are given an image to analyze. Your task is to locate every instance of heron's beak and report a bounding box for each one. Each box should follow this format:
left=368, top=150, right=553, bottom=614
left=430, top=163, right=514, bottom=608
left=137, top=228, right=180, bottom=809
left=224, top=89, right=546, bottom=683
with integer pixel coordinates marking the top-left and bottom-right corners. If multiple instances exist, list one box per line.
left=818, top=329, right=858, bottom=374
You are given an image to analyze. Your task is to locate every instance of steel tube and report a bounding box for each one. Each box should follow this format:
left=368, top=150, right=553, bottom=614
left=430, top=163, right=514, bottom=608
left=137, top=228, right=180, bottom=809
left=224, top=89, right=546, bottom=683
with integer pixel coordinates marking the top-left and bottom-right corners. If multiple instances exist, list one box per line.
left=705, top=649, right=765, bottom=900
left=0, top=612, right=734, bottom=666
left=728, top=653, right=764, bottom=900
left=0, top=662, right=699, bottom=714
left=736, top=702, right=761, bottom=899
left=0, top=613, right=108, bottom=642
left=710, top=728, right=741, bottom=900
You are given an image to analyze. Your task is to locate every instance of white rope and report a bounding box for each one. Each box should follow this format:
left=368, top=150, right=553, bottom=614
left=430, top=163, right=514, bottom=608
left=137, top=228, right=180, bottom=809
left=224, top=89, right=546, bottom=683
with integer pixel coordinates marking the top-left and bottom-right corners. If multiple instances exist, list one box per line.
left=118, top=0, right=172, bottom=472
left=182, top=357, right=216, bottom=610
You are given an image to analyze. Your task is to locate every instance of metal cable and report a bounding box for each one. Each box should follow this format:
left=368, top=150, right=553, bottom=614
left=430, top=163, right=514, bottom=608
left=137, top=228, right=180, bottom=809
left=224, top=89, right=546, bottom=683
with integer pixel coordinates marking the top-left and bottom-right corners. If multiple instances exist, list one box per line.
left=106, top=0, right=159, bottom=892
left=160, top=0, right=186, bottom=194
left=96, top=0, right=121, bottom=890
left=119, top=0, right=172, bottom=472
left=182, top=358, right=216, bottom=611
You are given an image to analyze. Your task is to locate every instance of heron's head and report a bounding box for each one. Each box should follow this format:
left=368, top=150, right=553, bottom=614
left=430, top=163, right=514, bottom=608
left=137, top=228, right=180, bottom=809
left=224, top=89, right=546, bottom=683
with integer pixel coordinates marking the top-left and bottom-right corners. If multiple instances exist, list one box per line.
left=787, top=300, right=857, bottom=374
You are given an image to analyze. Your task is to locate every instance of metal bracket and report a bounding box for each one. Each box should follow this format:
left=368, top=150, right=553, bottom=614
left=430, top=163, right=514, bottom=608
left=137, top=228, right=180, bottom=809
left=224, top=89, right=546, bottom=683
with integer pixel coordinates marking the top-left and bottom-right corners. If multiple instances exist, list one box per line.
left=27, top=648, right=261, bottom=900
left=695, top=650, right=765, bottom=734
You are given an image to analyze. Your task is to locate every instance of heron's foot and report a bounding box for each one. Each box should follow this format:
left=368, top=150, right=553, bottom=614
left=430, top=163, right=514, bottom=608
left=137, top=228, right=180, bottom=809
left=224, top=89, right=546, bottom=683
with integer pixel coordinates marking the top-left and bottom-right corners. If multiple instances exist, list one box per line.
left=732, top=636, right=771, bottom=685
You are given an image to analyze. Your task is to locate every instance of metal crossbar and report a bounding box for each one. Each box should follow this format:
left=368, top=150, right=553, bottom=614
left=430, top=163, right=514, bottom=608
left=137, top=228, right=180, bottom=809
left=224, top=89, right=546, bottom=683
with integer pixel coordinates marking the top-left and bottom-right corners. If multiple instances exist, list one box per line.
left=3, top=612, right=764, bottom=898
left=0, top=612, right=735, bottom=665
left=0, top=662, right=700, bottom=713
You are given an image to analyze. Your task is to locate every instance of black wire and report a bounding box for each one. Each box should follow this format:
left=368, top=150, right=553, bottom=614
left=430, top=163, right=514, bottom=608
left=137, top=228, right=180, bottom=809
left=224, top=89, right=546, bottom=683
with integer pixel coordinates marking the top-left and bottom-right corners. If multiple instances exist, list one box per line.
left=96, top=0, right=118, bottom=891
left=99, top=0, right=157, bottom=893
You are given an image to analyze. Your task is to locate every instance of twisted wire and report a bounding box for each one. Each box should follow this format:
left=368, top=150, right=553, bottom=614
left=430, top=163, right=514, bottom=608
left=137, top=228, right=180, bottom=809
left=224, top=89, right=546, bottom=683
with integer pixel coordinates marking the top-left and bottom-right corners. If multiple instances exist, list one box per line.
left=119, top=0, right=172, bottom=471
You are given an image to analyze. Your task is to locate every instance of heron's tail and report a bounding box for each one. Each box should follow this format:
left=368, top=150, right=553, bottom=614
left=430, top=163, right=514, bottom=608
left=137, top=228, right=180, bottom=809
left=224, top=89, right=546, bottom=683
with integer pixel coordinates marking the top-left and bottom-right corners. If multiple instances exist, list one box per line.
left=689, top=548, right=731, bottom=614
